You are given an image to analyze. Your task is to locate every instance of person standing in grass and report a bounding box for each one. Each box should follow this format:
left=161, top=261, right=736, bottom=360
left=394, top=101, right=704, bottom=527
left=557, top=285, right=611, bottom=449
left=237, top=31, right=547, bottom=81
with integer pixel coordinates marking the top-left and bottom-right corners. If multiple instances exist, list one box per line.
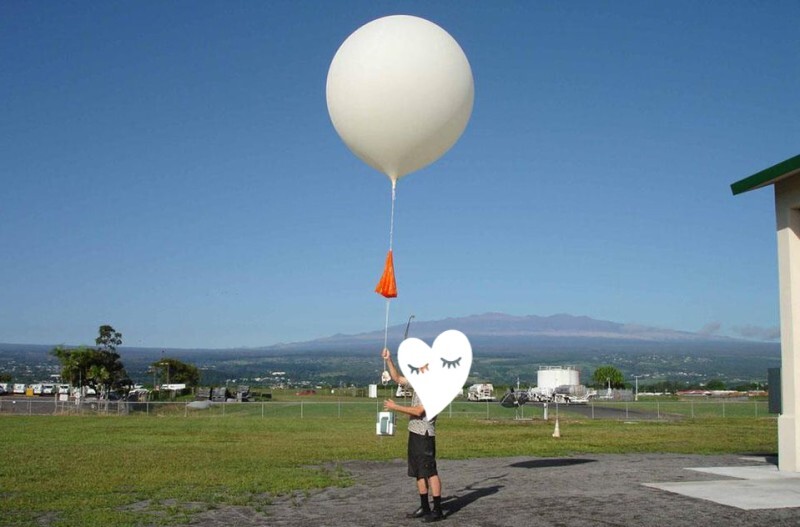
left=381, top=347, right=445, bottom=522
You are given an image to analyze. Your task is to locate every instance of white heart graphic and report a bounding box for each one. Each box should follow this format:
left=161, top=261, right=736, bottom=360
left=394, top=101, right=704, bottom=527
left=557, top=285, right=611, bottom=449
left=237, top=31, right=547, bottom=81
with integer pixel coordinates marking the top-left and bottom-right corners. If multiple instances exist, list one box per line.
left=398, top=330, right=472, bottom=420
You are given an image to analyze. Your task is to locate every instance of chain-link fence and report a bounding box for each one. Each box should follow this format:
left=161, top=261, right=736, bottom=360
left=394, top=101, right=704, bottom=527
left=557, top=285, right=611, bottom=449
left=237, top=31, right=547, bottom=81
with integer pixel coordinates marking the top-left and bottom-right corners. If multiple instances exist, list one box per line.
left=0, top=396, right=774, bottom=421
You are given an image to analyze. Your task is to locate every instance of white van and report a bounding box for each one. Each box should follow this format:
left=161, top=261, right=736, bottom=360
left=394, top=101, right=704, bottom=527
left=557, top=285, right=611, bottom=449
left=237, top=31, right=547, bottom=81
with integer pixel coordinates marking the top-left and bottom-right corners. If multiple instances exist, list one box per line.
left=467, top=383, right=496, bottom=402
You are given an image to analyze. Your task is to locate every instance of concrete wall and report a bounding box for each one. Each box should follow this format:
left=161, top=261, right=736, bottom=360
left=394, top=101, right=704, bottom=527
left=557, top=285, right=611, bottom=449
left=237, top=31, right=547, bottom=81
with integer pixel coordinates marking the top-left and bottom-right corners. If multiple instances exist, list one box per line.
left=775, top=177, right=800, bottom=471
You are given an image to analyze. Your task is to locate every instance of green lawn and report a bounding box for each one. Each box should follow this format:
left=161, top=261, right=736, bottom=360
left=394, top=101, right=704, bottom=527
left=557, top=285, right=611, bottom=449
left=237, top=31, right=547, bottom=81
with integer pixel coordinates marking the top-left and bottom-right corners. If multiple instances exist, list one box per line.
left=0, top=406, right=777, bottom=527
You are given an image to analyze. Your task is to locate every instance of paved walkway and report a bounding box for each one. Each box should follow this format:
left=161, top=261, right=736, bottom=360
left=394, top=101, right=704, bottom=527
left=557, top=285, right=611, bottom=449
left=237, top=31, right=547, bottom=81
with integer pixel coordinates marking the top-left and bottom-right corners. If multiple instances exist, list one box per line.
left=188, top=454, right=800, bottom=527
left=646, top=459, right=800, bottom=510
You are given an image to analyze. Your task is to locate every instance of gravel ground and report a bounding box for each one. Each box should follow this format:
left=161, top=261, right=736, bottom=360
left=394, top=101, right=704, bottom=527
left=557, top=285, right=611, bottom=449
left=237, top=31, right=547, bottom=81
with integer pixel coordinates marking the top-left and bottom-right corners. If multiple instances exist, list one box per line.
left=184, top=454, right=800, bottom=527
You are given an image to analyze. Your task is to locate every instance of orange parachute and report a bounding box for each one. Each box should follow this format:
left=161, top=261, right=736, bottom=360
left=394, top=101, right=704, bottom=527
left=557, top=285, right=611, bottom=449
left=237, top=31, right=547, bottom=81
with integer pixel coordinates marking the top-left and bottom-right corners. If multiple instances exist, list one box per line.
left=374, top=250, right=397, bottom=298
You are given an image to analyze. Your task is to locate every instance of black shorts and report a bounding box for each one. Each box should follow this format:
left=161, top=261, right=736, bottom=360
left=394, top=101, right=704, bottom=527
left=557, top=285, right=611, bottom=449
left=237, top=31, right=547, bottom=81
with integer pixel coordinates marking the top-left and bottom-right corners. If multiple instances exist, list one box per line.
left=407, top=431, right=437, bottom=479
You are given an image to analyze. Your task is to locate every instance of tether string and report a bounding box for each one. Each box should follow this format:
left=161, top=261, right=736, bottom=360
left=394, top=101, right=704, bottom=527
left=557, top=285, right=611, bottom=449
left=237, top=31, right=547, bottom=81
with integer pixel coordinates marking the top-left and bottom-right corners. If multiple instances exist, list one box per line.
left=382, top=180, right=397, bottom=364
left=383, top=298, right=391, bottom=354
left=388, top=180, right=396, bottom=251
left=383, top=180, right=397, bottom=350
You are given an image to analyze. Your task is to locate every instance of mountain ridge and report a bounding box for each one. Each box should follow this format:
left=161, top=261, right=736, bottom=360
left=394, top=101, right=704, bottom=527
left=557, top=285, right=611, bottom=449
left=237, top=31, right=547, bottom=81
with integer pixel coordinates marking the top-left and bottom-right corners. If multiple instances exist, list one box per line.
left=0, top=313, right=779, bottom=386
left=0, top=313, right=773, bottom=356
left=261, top=312, right=763, bottom=354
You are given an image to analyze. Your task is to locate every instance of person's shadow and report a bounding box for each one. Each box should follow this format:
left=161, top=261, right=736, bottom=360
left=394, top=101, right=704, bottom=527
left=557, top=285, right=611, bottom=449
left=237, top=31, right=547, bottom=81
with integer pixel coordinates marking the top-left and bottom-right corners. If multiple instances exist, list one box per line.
left=442, top=475, right=506, bottom=519
left=508, top=458, right=595, bottom=469
left=441, top=460, right=596, bottom=518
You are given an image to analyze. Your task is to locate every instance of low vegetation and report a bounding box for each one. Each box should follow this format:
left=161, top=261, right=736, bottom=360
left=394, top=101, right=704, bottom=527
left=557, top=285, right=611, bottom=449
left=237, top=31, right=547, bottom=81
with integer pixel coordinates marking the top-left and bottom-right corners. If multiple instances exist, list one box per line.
left=0, top=400, right=777, bottom=527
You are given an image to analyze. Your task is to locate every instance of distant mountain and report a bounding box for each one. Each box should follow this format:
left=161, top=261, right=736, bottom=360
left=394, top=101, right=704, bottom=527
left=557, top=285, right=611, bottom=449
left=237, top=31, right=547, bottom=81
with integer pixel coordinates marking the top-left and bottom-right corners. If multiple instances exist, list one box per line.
left=263, top=312, right=774, bottom=356
left=0, top=313, right=780, bottom=386
left=0, top=313, right=774, bottom=358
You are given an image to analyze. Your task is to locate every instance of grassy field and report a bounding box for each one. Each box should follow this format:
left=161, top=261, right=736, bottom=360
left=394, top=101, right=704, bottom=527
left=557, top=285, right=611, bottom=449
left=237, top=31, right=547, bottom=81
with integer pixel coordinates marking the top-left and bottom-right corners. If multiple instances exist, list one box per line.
left=0, top=402, right=777, bottom=527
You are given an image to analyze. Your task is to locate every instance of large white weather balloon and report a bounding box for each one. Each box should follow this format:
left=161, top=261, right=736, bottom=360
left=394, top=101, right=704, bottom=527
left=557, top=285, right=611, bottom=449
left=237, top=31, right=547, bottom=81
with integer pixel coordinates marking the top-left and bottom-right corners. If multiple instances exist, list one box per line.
left=326, top=15, right=474, bottom=182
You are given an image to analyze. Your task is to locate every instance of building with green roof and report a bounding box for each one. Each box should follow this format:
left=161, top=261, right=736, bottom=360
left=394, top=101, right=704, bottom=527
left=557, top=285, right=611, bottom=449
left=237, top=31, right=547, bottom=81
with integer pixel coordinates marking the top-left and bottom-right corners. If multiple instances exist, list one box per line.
left=732, top=154, right=800, bottom=472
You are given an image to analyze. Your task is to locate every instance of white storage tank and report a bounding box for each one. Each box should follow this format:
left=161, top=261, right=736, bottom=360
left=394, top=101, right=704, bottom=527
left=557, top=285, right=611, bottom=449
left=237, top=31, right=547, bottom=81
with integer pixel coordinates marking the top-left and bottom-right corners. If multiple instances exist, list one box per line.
left=537, top=366, right=580, bottom=390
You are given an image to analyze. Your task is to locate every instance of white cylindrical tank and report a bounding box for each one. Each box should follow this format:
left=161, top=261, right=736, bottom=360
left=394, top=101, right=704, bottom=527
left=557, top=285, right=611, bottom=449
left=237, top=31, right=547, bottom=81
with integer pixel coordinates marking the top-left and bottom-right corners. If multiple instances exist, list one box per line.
left=537, top=366, right=580, bottom=389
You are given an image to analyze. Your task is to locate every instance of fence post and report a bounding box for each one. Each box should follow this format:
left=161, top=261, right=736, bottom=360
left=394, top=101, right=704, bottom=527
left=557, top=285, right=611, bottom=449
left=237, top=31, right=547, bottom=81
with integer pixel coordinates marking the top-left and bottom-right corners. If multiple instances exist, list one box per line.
left=486, top=400, right=489, bottom=419
left=338, top=399, right=341, bottom=419
left=301, top=401, right=304, bottom=419
left=262, top=403, right=265, bottom=419
left=591, top=401, right=595, bottom=419
left=657, top=401, right=660, bottom=420
left=625, top=403, right=629, bottom=419
left=755, top=400, right=758, bottom=419
left=722, top=400, right=725, bottom=418
left=691, top=401, right=694, bottom=419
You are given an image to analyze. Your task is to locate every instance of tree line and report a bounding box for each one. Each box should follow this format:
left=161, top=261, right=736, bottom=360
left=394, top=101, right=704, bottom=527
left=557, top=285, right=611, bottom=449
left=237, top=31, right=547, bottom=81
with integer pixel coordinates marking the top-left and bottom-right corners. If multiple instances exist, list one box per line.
left=0, top=331, right=761, bottom=396
left=50, top=325, right=199, bottom=397
left=589, top=364, right=764, bottom=392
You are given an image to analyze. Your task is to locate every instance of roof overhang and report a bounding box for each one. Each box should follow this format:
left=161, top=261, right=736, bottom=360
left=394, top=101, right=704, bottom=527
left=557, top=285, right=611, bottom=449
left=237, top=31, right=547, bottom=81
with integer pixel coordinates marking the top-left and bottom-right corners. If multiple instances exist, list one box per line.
left=731, top=154, right=800, bottom=196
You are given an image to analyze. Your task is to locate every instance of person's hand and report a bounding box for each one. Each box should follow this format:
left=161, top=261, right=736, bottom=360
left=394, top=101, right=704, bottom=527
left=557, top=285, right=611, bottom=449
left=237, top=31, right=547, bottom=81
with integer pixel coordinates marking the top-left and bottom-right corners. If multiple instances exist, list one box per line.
left=383, top=399, right=396, bottom=411
left=381, top=348, right=390, bottom=361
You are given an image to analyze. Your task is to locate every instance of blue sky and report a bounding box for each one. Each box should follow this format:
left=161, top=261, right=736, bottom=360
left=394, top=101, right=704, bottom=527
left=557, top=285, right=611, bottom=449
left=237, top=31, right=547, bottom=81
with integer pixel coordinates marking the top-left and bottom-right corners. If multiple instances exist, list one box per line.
left=2, top=1, right=798, bottom=349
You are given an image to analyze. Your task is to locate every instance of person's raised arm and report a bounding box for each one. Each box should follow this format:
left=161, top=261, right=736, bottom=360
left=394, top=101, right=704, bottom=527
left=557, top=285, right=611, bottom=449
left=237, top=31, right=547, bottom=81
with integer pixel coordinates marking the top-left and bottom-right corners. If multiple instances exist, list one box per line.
left=381, top=348, right=407, bottom=385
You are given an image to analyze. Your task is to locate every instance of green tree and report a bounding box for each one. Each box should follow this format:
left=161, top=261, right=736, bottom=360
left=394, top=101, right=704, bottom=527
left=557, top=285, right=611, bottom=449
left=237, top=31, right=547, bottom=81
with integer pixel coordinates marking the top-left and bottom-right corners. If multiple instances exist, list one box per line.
left=643, top=380, right=682, bottom=394
left=52, top=345, right=93, bottom=388
left=96, top=325, right=122, bottom=352
left=0, top=372, right=11, bottom=383
left=705, top=379, right=727, bottom=390
left=592, top=365, right=625, bottom=389
left=151, top=358, right=200, bottom=387
left=52, top=346, right=130, bottom=397
left=51, top=325, right=131, bottom=398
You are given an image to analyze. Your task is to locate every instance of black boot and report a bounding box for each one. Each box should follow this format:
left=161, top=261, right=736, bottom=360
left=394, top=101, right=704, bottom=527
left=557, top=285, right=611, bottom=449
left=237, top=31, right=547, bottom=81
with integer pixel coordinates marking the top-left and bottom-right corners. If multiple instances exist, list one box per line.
left=424, top=495, right=444, bottom=522
left=407, top=506, right=430, bottom=519
left=407, top=491, right=430, bottom=518
left=423, top=508, right=444, bottom=522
